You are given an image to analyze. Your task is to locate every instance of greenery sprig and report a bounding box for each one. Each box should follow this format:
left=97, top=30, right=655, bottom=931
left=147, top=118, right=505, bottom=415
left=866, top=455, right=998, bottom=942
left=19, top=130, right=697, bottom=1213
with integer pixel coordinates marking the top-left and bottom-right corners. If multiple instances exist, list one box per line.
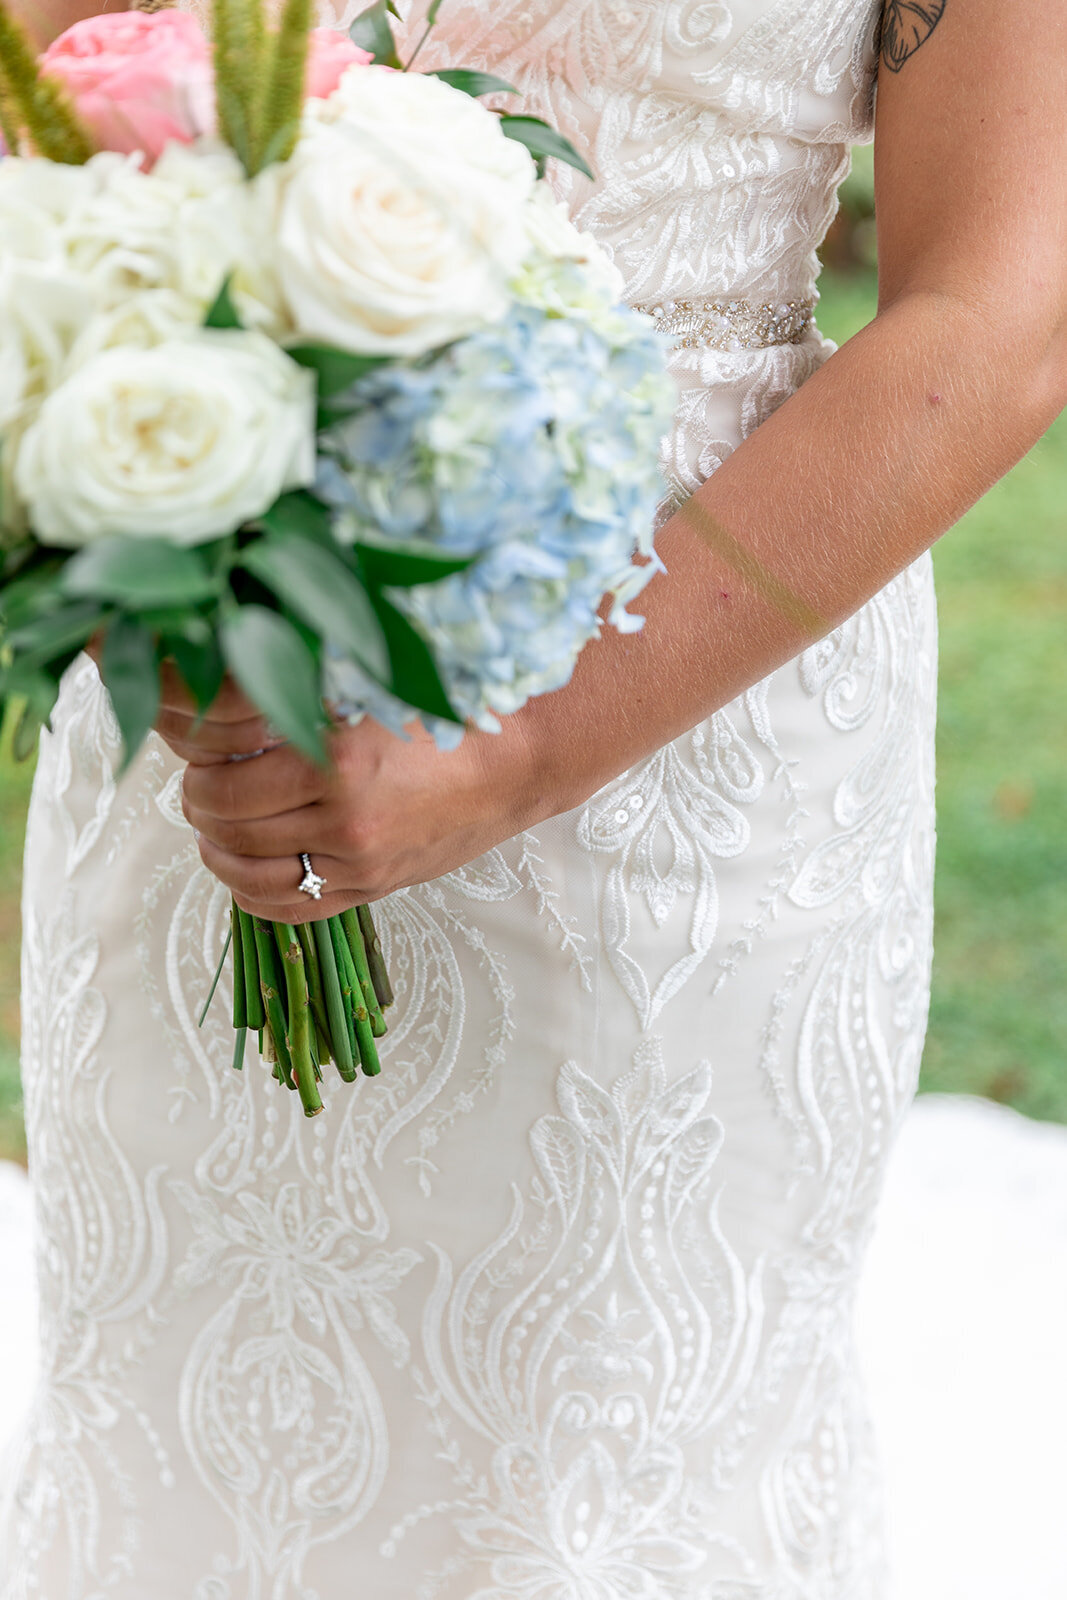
left=0, top=0, right=94, bottom=163
left=211, top=0, right=312, bottom=176
left=257, top=0, right=313, bottom=171
left=0, top=69, right=22, bottom=155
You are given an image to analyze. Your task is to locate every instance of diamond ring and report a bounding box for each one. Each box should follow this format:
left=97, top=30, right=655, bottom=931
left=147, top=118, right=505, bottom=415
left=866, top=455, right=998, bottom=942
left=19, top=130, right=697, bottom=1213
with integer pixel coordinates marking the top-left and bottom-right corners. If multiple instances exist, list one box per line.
left=297, top=852, right=327, bottom=900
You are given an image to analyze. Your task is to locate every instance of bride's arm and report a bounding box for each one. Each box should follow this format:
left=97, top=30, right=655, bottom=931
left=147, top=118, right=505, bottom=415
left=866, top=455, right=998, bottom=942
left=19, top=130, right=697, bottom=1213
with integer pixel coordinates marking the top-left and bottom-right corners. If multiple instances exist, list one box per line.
left=7, top=0, right=128, bottom=47
left=177, top=0, right=1067, bottom=920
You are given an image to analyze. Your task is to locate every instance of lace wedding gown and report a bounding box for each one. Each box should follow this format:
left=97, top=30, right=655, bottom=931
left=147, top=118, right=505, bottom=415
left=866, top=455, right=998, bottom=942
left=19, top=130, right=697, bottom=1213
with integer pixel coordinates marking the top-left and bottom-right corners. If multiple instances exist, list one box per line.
left=0, top=0, right=939, bottom=1595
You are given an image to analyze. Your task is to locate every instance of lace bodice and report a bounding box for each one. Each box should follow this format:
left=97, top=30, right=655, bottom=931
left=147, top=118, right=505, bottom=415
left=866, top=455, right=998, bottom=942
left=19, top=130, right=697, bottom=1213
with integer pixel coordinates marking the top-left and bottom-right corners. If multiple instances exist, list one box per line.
left=322, top=0, right=883, bottom=309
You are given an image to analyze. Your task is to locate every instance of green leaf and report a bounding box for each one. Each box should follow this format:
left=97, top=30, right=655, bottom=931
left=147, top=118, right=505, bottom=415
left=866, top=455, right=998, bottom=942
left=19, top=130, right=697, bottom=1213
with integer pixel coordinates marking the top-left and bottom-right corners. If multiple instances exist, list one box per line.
left=499, top=115, right=594, bottom=180
left=256, top=490, right=335, bottom=548
left=63, top=537, right=220, bottom=609
left=0, top=674, right=58, bottom=761
left=0, top=557, right=64, bottom=632
left=10, top=699, right=44, bottom=762
left=369, top=593, right=460, bottom=723
left=239, top=538, right=390, bottom=682
left=427, top=68, right=517, bottom=98
left=5, top=599, right=110, bottom=669
left=286, top=344, right=393, bottom=399
left=204, top=273, right=244, bottom=330
left=220, top=604, right=327, bottom=764
left=100, top=614, right=161, bottom=770
left=137, top=609, right=212, bottom=641
left=355, top=541, right=475, bottom=590
left=425, top=0, right=443, bottom=21
left=163, top=631, right=227, bottom=718
left=347, top=0, right=402, bottom=67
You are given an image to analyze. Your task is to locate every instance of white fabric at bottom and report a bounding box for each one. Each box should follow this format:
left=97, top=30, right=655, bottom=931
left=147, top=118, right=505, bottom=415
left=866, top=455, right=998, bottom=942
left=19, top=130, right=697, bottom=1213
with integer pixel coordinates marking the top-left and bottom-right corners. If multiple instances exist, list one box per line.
left=6, top=1092, right=1067, bottom=1598
left=855, top=1094, right=1067, bottom=1600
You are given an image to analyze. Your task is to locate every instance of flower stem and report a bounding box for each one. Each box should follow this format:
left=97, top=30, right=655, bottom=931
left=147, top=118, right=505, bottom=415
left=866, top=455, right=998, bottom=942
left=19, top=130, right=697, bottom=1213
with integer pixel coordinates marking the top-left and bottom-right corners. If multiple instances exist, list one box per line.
left=253, top=916, right=295, bottom=1089
left=296, top=920, right=332, bottom=1051
left=238, top=908, right=266, bottom=1031
left=228, top=907, right=246, bottom=1030
left=277, top=923, right=322, bottom=1116
left=357, top=904, right=394, bottom=1010
left=342, top=909, right=386, bottom=1039
left=332, top=923, right=360, bottom=1070
left=337, top=913, right=381, bottom=1074
left=199, top=921, right=234, bottom=1028
left=312, top=917, right=355, bottom=1081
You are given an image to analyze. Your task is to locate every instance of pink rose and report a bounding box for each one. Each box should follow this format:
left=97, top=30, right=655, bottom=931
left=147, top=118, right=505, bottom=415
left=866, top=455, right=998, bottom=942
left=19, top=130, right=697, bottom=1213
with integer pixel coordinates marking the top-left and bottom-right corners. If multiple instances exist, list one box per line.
left=304, top=29, right=372, bottom=101
left=41, top=11, right=214, bottom=166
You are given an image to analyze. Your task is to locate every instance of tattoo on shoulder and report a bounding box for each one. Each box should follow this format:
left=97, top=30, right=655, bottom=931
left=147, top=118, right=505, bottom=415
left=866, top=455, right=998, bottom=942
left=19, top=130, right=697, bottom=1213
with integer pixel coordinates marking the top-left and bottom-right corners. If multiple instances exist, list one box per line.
left=879, top=0, right=946, bottom=73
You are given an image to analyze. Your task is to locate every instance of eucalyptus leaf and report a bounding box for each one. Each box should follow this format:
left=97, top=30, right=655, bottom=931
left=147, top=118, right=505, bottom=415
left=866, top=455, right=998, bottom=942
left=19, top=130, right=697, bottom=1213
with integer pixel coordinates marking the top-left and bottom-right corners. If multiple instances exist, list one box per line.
left=100, top=614, right=161, bottom=771
left=369, top=593, right=460, bottom=723
left=355, top=541, right=474, bottom=590
left=63, top=537, right=219, bottom=609
left=164, top=631, right=226, bottom=717
left=204, top=274, right=243, bottom=330
left=138, top=609, right=212, bottom=641
left=239, top=538, right=390, bottom=682
left=6, top=599, right=110, bottom=669
left=257, top=490, right=335, bottom=547
left=220, top=605, right=327, bottom=764
left=347, top=0, right=401, bottom=66
left=287, top=344, right=393, bottom=399
left=0, top=674, right=57, bottom=761
left=10, top=699, right=44, bottom=763
left=499, top=115, right=594, bottom=180
left=0, top=559, right=64, bottom=631
left=427, top=68, right=516, bottom=97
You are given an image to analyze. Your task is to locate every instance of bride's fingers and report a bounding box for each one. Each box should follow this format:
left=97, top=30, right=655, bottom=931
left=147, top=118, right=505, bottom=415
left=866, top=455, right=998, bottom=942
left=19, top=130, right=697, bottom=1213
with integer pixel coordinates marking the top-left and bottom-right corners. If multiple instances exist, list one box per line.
left=156, top=704, right=284, bottom=762
left=181, top=742, right=330, bottom=822
left=194, top=836, right=366, bottom=920
left=157, top=660, right=258, bottom=723
left=183, top=798, right=337, bottom=859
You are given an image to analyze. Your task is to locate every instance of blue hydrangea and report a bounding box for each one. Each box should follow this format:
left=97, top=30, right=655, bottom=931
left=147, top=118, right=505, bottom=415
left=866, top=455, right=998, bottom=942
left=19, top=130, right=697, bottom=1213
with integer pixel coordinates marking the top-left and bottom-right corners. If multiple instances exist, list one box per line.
left=318, top=302, right=674, bottom=743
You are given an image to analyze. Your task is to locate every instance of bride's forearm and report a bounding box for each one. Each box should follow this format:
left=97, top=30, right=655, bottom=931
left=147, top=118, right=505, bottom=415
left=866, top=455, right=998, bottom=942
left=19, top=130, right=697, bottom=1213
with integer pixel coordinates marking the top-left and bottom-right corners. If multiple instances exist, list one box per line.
left=514, top=289, right=1067, bottom=814
left=7, top=0, right=126, bottom=47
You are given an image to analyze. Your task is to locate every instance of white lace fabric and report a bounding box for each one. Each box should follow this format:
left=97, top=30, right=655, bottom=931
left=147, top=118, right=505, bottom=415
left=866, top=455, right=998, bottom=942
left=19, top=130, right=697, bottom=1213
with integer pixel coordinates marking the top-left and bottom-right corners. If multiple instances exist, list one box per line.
left=0, top=3, right=941, bottom=1597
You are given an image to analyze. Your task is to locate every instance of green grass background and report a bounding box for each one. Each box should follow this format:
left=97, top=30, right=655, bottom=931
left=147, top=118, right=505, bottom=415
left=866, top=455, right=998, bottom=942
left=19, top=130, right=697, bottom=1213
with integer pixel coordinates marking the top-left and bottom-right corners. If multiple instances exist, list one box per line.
left=0, top=266, right=1064, bottom=1161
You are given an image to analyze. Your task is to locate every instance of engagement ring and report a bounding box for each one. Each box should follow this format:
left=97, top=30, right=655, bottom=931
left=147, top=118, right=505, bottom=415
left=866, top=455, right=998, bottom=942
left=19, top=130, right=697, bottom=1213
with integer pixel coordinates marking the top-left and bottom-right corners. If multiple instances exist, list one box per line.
left=297, top=852, right=327, bottom=900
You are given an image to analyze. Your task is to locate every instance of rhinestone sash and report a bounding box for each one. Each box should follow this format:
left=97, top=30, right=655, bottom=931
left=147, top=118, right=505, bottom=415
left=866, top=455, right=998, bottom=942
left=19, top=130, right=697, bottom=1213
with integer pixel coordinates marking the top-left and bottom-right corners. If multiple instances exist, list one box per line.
left=637, top=297, right=816, bottom=352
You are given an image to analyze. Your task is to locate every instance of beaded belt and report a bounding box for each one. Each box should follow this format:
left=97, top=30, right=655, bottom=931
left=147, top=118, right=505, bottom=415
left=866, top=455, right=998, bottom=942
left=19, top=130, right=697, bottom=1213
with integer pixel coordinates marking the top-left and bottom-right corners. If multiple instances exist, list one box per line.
left=637, top=297, right=816, bottom=352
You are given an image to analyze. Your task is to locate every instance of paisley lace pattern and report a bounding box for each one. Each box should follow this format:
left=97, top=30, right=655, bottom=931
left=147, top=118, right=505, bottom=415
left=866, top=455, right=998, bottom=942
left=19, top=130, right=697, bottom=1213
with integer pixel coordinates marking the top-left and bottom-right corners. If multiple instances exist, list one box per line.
left=0, top=2, right=939, bottom=1596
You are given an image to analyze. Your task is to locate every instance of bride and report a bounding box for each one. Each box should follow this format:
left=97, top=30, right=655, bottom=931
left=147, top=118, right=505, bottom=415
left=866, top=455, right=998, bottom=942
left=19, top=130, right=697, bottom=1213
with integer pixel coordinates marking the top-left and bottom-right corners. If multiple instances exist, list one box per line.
left=2, top=0, right=1065, bottom=1595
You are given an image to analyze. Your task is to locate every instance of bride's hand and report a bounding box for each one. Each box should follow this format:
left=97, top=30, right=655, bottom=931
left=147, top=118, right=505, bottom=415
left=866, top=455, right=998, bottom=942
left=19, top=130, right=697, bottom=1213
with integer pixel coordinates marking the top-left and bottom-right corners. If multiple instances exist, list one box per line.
left=155, top=665, right=546, bottom=922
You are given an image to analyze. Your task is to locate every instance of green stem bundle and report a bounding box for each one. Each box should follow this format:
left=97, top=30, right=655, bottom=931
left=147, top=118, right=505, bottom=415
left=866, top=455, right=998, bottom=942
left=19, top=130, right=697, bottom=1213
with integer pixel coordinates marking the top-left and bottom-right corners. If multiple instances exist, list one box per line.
left=214, top=900, right=392, bottom=1115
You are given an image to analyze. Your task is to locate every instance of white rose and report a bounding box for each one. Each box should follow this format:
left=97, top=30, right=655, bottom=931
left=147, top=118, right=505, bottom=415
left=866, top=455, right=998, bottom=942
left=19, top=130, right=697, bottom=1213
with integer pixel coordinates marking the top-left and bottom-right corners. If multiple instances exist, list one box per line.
left=0, top=156, right=92, bottom=265
left=0, top=258, right=94, bottom=432
left=61, top=288, right=204, bottom=376
left=278, top=72, right=535, bottom=356
left=308, top=64, right=535, bottom=190
left=62, top=145, right=289, bottom=337
left=513, top=182, right=625, bottom=316
left=14, top=330, right=315, bottom=548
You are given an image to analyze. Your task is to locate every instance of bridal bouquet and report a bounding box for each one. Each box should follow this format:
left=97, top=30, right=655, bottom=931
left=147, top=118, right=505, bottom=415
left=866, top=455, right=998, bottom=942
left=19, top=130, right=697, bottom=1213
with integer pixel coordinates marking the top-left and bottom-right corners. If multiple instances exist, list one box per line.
left=0, top=0, right=674, bottom=1115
